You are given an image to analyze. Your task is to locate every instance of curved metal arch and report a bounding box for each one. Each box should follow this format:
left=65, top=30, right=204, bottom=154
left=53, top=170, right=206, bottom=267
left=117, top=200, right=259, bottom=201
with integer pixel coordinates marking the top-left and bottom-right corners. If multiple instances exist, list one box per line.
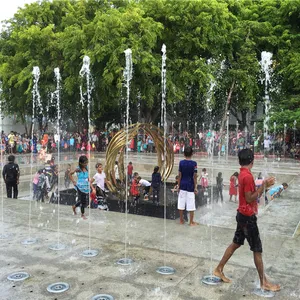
left=104, top=123, right=174, bottom=194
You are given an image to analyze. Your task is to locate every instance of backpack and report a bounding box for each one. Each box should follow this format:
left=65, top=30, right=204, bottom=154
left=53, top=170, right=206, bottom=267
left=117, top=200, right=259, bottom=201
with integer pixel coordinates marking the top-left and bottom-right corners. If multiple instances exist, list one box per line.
left=4, top=163, right=19, bottom=182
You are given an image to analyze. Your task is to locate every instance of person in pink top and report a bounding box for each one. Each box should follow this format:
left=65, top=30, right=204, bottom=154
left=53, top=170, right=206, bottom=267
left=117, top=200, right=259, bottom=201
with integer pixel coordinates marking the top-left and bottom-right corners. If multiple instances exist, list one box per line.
left=213, top=149, right=280, bottom=293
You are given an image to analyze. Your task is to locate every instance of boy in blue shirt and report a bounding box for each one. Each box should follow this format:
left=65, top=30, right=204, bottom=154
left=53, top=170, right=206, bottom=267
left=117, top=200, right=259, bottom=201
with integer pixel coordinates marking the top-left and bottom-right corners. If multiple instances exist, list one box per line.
left=177, top=146, right=198, bottom=226
left=269, top=183, right=288, bottom=200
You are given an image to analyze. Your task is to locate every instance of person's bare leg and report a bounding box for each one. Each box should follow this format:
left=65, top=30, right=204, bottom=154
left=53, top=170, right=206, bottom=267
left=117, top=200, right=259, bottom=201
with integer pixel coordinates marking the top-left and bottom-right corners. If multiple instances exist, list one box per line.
left=179, top=210, right=184, bottom=224
left=253, top=252, right=280, bottom=291
left=189, top=211, right=199, bottom=226
left=229, top=195, right=232, bottom=202
left=214, top=242, right=240, bottom=282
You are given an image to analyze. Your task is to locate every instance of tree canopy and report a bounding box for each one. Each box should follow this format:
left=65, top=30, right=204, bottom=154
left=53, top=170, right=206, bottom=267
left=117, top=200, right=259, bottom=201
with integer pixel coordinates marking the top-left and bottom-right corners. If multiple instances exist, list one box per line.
left=0, top=0, right=299, bottom=132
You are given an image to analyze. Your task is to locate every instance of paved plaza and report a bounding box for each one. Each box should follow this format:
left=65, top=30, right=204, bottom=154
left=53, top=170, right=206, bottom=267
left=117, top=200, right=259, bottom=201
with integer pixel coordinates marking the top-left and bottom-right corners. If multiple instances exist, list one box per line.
left=0, top=153, right=300, bottom=299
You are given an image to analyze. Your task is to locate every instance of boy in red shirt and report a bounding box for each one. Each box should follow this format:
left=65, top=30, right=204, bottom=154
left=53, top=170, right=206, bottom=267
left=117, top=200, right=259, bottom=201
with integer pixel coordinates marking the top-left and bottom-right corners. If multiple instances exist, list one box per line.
left=213, top=149, right=280, bottom=292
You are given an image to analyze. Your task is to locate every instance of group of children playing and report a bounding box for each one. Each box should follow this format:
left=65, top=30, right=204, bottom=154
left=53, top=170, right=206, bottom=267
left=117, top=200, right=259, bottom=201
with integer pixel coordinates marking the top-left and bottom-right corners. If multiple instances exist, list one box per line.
left=67, top=156, right=163, bottom=219
left=65, top=154, right=288, bottom=220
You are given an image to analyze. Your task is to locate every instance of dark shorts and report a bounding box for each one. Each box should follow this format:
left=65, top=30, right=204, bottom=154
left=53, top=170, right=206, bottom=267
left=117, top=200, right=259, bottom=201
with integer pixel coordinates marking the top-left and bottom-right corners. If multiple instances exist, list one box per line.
left=77, top=189, right=89, bottom=207
left=233, top=212, right=262, bottom=253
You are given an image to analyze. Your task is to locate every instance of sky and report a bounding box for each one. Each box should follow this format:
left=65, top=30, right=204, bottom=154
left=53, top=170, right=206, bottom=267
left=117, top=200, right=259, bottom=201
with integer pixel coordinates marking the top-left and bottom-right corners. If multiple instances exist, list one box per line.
left=0, top=0, right=38, bottom=23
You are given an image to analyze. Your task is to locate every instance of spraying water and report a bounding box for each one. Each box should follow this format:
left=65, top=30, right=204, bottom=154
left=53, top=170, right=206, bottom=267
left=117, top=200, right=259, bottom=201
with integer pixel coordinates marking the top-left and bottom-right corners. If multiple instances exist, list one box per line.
left=260, top=51, right=273, bottom=137
left=156, top=44, right=175, bottom=275
left=79, top=56, right=98, bottom=257
left=122, top=48, right=133, bottom=264
left=0, top=84, right=8, bottom=239
left=53, top=67, right=65, bottom=249
left=22, top=67, right=41, bottom=245
left=161, top=44, right=167, bottom=264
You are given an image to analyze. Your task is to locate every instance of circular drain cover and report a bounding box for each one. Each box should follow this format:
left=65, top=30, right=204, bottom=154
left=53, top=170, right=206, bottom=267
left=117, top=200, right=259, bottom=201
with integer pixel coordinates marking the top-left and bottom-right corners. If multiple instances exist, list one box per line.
left=49, top=243, right=66, bottom=251
left=91, top=294, right=114, bottom=300
left=116, top=258, right=134, bottom=266
left=156, top=266, right=176, bottom=275
left=47, top=282, right=69, bottom=293
left=7, top=272, right=30, bottom=281
left=22, top=238, right=37, bottom=245
left=253, top=288, right=275, bottom=298
left=201, top=275, right=222, bottom=285
left=81, top=249, right=99, bottom=257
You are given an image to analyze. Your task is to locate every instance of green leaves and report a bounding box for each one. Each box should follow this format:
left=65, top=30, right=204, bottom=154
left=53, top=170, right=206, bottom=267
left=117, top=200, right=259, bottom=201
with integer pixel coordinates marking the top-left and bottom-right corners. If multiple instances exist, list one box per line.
left=0, top=0, right=300, bottom=130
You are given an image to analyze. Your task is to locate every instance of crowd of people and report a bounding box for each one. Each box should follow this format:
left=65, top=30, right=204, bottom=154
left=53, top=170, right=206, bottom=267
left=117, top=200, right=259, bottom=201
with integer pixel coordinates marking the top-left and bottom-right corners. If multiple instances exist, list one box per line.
left=1, top=127, right=300, bottom=161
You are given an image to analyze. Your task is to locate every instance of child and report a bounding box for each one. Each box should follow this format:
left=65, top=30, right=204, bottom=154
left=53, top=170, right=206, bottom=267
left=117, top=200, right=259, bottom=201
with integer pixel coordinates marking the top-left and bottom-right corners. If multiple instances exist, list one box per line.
left=151, top=166, right=161, bottom=204
left=91, top=163, right=110, bottom=210
left=199, top=168, right=209, bottom=191
left=229, top=172, right=239, bottom=202
left=64, top=164, right=71, bottom=188
left=213, top=149, right=280, bottom=292
left=130, top=173, right=140, bottom=203
left=32, top=169, right=42, bottom=199
left=137, top=176, right=151, bottom=200
left=114, top=161, right=120, bottom=185
left=70, top=155, right=95, bottom=219
left=269, top=183, right=288, bottom=200
left=216, top=172, right=224, bottom=202
left=255, top=172, right=264, bottom=204
left=36, top=169, right=50, bottom=202
left=127, top=161, right=133, bottom=184
left=177, top=146, right=198, bottom=226
left=172, top=175, right=179, bottom=192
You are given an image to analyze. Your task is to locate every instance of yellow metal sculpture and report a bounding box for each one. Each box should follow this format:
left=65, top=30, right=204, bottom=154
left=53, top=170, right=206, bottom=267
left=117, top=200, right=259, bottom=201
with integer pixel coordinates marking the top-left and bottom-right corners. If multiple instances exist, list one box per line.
left=104, top=123, right=174, bottom=193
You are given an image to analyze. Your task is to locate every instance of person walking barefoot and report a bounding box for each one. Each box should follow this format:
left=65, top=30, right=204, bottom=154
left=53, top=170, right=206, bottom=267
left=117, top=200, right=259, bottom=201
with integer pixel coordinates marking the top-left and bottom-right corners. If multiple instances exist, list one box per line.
left=213, top=149, right=280, bottom=292
left=177, top=146, right=199, bottom=226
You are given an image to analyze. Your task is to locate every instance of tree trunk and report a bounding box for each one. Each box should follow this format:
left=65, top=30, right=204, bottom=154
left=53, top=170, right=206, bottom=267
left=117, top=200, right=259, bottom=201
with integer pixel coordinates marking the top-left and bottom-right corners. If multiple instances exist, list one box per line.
left=220, top=80, right=235, bottom=133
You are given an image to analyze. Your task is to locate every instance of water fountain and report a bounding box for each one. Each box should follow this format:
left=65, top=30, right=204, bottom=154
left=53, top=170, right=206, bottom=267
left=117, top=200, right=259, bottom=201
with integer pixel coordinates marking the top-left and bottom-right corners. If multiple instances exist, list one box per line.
left=156, top=44, right=175, bottom=276
left=117, top=48, right=134, bottom=266
left=21, top=66, right=41, bottom=245
left=260, top=51, right=273, bottom=139
left=0, top=86, right=10, bottom=240
left=78, top=56, right=99, bottom=258
left=273, top=122, right=276, bottom=160
left=48, top=67, right=66, bottom=251
left=201, top=131, right=221, bottom=286
left=194, top=122, right=197, bottom=149
left=226, top=111, right=229, bottom=161
left=255, top=53, right=275, bottom=298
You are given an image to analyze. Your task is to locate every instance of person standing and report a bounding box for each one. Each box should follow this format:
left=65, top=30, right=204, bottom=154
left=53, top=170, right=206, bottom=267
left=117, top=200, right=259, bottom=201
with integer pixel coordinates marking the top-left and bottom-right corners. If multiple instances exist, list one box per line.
left=177, top=146, right=198, bottom=226
left=216, top=172, right=224, bottom=202
left=2, top=155, right=20, bottom=198
left=151, top=166, right=161, bottom=205
left=127, top=161, right=133, bottom=184
left=70, top=155, right=95, bottom=220
left=213, top=149, right=280, bottom=292
left=229, top=172, right=239, bottom=202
